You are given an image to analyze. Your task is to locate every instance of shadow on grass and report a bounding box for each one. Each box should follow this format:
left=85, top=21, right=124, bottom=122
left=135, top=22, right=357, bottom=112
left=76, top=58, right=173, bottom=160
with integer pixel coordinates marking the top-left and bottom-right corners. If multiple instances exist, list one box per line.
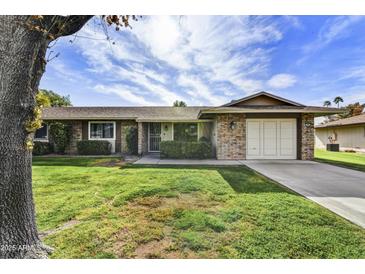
left=32, top=156, right=121, bottom=167
left=32, top=157, right=292, bottom=195
left=126, top=164, right=290, bottom=195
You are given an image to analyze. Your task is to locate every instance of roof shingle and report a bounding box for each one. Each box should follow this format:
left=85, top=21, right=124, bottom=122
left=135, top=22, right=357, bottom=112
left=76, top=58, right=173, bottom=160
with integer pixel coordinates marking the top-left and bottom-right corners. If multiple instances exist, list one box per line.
left=41, top=106, right=209, bottom=121
left=315, top=113, right=365, bottom=128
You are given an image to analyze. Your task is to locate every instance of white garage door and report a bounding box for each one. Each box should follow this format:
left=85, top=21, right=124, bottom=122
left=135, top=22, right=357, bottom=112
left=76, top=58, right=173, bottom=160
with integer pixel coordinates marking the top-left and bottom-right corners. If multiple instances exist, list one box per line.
left=246, top=119, right=297, bottom=159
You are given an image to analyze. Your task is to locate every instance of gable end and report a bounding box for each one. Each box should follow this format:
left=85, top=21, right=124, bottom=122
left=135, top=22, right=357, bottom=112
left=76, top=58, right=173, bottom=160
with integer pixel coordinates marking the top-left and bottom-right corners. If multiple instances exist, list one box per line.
left=222, top=91, right=304, bottom=107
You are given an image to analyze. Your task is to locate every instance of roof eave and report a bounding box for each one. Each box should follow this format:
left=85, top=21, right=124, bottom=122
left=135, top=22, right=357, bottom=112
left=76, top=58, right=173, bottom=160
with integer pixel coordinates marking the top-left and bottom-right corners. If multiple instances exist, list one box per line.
left=42, top=117, right=138, bottom=121
left=198, top=108, right=344, bottom=118
left=315, top=121, right=365, bottom=129
left=136, top=119, right=213, bottom=122
left=221, top=91, right=305, bottom=107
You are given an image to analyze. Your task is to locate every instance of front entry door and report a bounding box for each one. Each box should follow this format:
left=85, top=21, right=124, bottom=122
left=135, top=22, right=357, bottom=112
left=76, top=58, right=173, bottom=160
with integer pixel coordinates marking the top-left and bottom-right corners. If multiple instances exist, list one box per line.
left=149, top=123, right=161, bottom=152
left=246, top=119, right=297, bottom=159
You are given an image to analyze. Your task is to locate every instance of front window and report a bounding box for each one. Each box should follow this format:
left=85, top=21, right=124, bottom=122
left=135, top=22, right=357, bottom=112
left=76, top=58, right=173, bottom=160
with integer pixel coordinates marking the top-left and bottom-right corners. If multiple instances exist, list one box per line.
left=34, top=124, right=48, bottom=140
left=89, top=122, right=115, bottom=139
left=173, top=123, right=198, bottom=142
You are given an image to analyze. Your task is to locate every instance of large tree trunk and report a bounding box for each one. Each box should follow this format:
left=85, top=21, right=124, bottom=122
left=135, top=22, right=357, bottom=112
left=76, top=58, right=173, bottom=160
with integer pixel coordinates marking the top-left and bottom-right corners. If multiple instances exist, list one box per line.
left=0, top=15, right=91, bottom=259
left=0, top=15, right=51, bottom=259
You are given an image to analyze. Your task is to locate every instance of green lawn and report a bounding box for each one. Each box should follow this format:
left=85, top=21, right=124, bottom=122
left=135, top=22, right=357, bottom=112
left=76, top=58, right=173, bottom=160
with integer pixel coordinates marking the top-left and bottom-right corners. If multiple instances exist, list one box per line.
left=32, top=157, right=365, bottom=259
left=315, top=149, right=365, bottom=172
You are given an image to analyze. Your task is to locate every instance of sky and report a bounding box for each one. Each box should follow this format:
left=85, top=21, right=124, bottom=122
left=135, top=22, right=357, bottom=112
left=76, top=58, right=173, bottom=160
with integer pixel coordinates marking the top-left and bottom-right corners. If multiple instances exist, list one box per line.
left=40, top=15, right=365, bottom=107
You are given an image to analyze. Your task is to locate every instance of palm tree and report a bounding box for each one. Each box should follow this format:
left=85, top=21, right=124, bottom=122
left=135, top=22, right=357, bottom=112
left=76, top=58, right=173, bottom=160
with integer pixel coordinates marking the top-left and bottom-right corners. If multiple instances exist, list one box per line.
left=333, top=96, right=344, bottom=108
left=173, top=100, right=187, bottom=107
left=323, top=100, right=331, bottom=107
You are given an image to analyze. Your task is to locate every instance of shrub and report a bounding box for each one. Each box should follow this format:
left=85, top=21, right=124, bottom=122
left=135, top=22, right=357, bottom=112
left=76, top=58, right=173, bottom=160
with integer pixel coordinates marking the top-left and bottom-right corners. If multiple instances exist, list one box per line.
left=33, top=141, right=53, bottom=155
left=198, top=136, right=210, bottom=143
left=160, top=141, right=182, bottom=158
left=49, top=122, right=71, bottom=154
left=125, top=126, right=138, bottom=155
left=77, top=140, right=111, bottom=155
left=160, top=141, right=212, bottom=159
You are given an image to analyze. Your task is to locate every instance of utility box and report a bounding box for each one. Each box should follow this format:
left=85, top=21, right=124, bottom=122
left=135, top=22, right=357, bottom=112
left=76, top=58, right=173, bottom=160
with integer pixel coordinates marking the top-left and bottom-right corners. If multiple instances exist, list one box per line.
left=326, top=144, right=339, bottom=152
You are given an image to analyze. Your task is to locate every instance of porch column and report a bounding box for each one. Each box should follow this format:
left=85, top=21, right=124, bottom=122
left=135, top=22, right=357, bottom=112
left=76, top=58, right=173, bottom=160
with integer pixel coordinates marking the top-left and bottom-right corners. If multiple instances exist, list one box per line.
left=301, top=113, right=315, bottom=160
left=137, top=122, right=143, bottom=155
left=216, top=113, right=246, bottom=160
left=65, top=121, right=82, bottom=154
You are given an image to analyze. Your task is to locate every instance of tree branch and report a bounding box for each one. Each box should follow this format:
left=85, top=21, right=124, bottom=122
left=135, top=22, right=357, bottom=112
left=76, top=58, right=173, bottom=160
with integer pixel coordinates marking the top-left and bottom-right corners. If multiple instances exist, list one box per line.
left=46, top=15, right=93, bottom=39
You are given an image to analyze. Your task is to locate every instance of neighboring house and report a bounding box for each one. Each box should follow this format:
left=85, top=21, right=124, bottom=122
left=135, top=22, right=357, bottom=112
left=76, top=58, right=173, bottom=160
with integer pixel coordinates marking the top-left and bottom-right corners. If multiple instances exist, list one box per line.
left=35, top=91, right=340, bottom=160
left=315, top=113, right=365, bottom=152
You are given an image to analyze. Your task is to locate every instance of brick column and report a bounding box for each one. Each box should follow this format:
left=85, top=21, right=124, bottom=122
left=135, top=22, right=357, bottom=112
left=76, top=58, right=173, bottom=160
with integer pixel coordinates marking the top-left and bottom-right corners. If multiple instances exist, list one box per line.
left=65, top=121, right=82, bottom=154
left=216, top=114, right=246, bottom=160
left=301, top=113, right=315, bottom=160
left=137, top=122, right=143, bottom=155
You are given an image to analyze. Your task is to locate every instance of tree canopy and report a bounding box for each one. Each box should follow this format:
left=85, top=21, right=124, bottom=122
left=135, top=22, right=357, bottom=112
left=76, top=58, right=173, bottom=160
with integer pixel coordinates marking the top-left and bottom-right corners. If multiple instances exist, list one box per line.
left=323, top=100, right=331, bottom=107
left=333, top=96, right=344, bottom=108
left=38, top=89, right=72, bottom=107
left=339, top=102, right=365, bottom=119
left=173, top=100, right=187, bottom=107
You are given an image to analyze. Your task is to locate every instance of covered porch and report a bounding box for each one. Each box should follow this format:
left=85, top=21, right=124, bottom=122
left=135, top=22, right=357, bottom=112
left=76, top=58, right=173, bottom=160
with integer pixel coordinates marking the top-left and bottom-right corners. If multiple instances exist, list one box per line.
left=137, top=120, right=215, bottom=156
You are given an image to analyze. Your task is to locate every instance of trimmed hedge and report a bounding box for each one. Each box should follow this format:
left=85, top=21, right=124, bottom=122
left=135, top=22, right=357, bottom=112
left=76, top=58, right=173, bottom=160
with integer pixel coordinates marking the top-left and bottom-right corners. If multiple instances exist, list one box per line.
left=77, top=140, right=112, bottom=155
left=160, top=141, right=212, bottom=159
left=33, top=141, right=53, bottom=155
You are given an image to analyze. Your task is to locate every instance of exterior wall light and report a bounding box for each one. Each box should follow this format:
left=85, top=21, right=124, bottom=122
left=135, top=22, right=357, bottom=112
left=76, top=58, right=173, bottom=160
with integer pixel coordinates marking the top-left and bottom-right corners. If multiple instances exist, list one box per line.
left=304, top=121, right=313, bottom=128
left=229, top=121, right=236, bottom=130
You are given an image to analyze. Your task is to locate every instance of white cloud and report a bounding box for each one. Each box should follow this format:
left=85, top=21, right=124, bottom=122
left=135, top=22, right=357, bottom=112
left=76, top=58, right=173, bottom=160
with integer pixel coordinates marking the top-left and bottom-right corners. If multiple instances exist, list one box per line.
left=267, top=74, right=297, bottom=89
left=115, top=66, right=185, bottom=105
left=282, top=16, right=303, bottom=29
left=341, top=86, right=365, bottom=103
left=55, top=16, right=286, bottom=106
left=132, top=16, right=283, bottom=95
left=340, top=66, right=365, bottom=82
left=94, top=84, right=155, bottom=106
left=177, top=74, right=226, bottom=105
left=131, top=16, right=192, bottom=69
left=50, top=61, right=90, bottom=84
left=303, top=16, right=363, bottom=54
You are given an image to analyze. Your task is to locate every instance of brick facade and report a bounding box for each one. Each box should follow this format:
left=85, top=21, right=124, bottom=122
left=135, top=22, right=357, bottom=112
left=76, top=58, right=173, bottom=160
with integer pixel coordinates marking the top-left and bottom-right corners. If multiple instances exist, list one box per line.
left=301, top=113, right=315, bottom=160
left=216, top=114, right=246, bottom=160
left=137, top=122, right=148, bottom=155
left=65, top=121, right=82, bottom=154
left=55, top=113, right=315, bottom=160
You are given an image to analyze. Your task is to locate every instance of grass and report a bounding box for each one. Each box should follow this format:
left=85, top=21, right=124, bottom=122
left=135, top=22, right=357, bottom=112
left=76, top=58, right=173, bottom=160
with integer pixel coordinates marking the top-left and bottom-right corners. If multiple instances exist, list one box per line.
left=32, top=156, right=365, bottom=259
left=315, top=149, right=365, bottom=172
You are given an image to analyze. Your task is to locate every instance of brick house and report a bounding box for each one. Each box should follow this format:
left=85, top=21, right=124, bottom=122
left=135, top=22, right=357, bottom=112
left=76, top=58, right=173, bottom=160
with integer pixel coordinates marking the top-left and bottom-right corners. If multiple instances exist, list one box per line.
left=35, top=91, right=340, bottom=160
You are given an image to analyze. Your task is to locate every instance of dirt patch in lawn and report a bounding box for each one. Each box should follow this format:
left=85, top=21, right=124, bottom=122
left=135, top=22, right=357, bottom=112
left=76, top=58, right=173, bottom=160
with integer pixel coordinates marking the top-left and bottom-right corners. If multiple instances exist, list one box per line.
left=92, top=159, right=125, bottom=167
left=131, top=193, right=222, bottom=211
left=39, top=220, right=80, bottom=238
left=111, top=193, right=225, bottom=258
left=134, top=237, right=173, bottom=258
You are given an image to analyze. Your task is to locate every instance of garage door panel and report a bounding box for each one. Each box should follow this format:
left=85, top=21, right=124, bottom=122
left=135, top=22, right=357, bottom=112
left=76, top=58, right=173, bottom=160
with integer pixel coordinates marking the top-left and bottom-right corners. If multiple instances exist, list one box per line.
left=280, top=121, right=294, bottom=137
left=247, top=121, right=260, bottom=138
left=247, top=121, right=261, bottom=156
left=246, top=119, right=296, bottom=159
left=263, top=121, right=277, bottom=156
left=247, top=140, right=260, bottom=156
left=279, top=121, right=296, bottom=157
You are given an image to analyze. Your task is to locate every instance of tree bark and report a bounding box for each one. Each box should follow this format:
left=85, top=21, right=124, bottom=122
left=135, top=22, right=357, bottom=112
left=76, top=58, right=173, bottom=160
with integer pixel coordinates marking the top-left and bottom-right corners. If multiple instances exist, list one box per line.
left=0, top=15, right=91, bottom=259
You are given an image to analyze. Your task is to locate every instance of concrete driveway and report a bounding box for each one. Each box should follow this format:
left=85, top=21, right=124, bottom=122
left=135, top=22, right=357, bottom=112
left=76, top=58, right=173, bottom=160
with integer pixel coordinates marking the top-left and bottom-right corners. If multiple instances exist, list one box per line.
left=243, top=160, right=365, bottom=228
